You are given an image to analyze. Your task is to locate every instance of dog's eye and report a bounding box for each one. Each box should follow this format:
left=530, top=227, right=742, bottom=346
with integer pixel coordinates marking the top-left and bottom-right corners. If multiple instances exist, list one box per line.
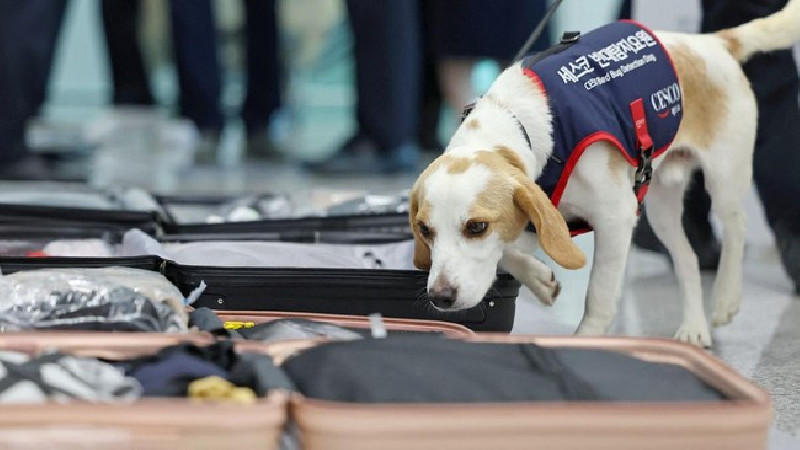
left=418, top=222, right=432, bottom=237
left=465, top=221, right=488, bottom=236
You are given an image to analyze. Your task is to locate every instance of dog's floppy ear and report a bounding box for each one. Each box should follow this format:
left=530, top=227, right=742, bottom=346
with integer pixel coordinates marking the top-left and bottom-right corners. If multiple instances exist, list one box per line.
left=513, top=177, right=586, bottom=270
left=409, top=183, right=432, bottom=271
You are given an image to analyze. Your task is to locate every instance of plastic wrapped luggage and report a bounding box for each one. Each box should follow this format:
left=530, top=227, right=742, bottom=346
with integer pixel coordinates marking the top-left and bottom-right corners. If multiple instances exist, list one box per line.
left=279, top=336, right=771, bottom=450
left=0, top=333, right=286, bottom=450
left=0, top=255, right=519, bottom=332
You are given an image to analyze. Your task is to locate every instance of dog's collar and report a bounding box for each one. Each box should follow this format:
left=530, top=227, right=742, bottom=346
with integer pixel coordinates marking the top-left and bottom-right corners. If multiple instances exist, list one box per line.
left=460, top=98, right=533, bottom=153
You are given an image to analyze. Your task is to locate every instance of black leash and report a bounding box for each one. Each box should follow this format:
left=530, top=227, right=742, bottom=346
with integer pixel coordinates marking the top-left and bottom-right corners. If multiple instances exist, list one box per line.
left=513, top=0, right=567, bottom=62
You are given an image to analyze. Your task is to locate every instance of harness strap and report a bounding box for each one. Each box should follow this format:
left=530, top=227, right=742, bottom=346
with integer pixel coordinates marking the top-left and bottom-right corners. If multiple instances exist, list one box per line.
left=460, top=100, right=533, bottom=152
left=630, top=98, right=654, bottom=214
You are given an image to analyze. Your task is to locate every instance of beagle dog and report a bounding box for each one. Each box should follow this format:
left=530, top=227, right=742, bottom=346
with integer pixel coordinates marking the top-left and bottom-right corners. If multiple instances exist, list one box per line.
left=409, top=1, right=800, bottom=346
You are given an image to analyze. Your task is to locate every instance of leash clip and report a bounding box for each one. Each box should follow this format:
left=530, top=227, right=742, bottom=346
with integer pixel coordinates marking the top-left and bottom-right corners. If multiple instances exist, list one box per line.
left=635, top=145, right=654, bottom=186
left=560, top=31, right=581, bottom=45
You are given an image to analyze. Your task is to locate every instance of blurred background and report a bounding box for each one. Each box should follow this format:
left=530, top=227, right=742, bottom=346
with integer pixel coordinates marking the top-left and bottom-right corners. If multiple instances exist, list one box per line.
left=7, top=0, right=633, bottom=190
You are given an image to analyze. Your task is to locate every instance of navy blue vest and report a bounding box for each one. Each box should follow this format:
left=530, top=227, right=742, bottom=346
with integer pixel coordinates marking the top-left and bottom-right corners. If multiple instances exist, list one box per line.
left=523, top=21, right=682, bottom=210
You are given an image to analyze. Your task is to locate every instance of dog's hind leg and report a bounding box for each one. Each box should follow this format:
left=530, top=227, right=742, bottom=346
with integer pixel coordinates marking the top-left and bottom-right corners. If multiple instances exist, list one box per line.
left=700, top=153, right=750, bottom=327
left=646, top=162, right=712, bottom=346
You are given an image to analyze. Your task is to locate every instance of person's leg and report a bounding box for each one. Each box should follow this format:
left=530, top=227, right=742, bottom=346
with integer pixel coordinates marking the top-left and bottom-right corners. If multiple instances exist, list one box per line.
left=308, top=0, right=421, bottom=174
left=417, top=3, right=444, bottom=154
left=436, top=59, right=477, bottom=118
left=617, top=0, right=633, bottom=20
left=347, top=0, right=420, bottom=151
left=169, top=0, right=224, bottom=134
left=417, top=56, right=444, bottom=153
left=100, top=0, right=154, bottom=106
left=241, top=0, right=281, bottom=137
left=0, top=0, right=67, bottom=179
left=703, top=0, right=800, bottom=292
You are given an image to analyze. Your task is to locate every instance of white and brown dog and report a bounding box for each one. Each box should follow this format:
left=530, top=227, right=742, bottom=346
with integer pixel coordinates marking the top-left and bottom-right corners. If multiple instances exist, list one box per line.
left=409, top=1, right=800, bottom=346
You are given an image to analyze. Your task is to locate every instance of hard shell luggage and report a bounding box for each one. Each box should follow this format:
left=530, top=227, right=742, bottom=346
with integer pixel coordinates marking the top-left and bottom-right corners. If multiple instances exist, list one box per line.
left=0, top=256, right=519, bottom=332
left=0, top=333, right=286, bottom=450
left=282, top=336, right=771, bottom=450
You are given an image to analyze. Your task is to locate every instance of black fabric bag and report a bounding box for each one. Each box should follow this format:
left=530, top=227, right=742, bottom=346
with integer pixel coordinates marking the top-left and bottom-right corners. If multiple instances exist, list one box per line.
left=282, top=336, right=725, bottom=404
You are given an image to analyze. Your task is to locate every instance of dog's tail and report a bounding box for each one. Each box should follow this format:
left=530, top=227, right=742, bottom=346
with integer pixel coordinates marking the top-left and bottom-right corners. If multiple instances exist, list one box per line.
left=717, top=0, right=800, bottom=63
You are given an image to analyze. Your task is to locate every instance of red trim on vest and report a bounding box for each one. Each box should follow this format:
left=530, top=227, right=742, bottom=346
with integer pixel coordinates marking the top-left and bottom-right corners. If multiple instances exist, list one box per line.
left=569, top=226, right=593, bottom=237
left=523, top=67, right=547, bottom=96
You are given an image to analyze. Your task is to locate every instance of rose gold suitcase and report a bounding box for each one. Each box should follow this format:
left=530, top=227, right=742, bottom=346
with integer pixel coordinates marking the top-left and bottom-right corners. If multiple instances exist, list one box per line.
left=285, top=336, right=771, bottom=450
left=0, top=333, right=286, bottom=450
left=215, top=310, right=474, bottom=337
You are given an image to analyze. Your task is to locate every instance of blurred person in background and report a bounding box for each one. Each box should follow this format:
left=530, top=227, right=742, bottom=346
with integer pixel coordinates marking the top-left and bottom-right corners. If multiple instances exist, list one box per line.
left=100, top=0, right=282, bottom=163
left=306, top=0, right=422, bottom=175
left=418, top=0, right=550, bottom=151
left=308, top=0, right=548, bottom=175
left=628, top=0, right=800, bottom=293
left=0, top=0, right=68, bottom=180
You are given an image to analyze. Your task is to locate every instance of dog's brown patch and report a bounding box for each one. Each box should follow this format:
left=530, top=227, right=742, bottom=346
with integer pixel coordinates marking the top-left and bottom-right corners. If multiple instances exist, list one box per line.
left=408, top=181, right=432, bottom=270
left=717, top=30, right=743, bottom=61
left=494, top=145, right=527, bottom=175
left=445, top=157, right=472, bottom=174
left=670, top=44, right=728, bottom=150
left=470, top=176, right=528, bottom=242
left=466, top=119, right=480, bottom=130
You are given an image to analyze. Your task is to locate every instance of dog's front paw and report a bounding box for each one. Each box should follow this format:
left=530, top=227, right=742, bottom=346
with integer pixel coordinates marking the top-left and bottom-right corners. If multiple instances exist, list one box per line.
left=528, top=272, right=561, bottom=306
left=674, top=322, right=712, bottom=347
left=711, top=299, right=740, bottom=328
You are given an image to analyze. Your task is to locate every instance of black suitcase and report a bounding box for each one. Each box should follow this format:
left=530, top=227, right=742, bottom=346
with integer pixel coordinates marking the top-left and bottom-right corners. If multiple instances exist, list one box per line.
left=0, top=255, right=519, bottom=332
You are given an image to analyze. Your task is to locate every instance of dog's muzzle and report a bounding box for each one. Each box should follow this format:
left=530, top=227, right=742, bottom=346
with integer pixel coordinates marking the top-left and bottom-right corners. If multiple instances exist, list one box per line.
left=429, top=281, right=458, bottom=309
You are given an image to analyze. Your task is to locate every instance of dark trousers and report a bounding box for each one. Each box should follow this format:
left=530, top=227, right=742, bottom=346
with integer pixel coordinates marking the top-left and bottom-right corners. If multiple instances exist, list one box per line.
left=100, top=0, right=153, bottom=106
left=101, top=0, right=280, bottom=135
left=101, top=0, right=223, bottom=133
left=0, top=0, right=68, bottom=163
left=345, top=0, right=421, bottom=151
left=699, top=0, right=800, bottom=233
left=169, top=0, right=223, bottom=133
left=241, top=0, right=282, bottom=136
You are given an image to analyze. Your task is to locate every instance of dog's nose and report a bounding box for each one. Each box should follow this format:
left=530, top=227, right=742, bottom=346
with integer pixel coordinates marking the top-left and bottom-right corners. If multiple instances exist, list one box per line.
left=430, top=281, right=457, bottom=309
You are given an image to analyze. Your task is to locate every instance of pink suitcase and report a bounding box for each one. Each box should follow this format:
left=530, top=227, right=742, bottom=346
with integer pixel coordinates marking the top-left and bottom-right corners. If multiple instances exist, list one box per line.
left=285, top=335, right=771, bottom=450
left=0, top=333, right=286, bottom=450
